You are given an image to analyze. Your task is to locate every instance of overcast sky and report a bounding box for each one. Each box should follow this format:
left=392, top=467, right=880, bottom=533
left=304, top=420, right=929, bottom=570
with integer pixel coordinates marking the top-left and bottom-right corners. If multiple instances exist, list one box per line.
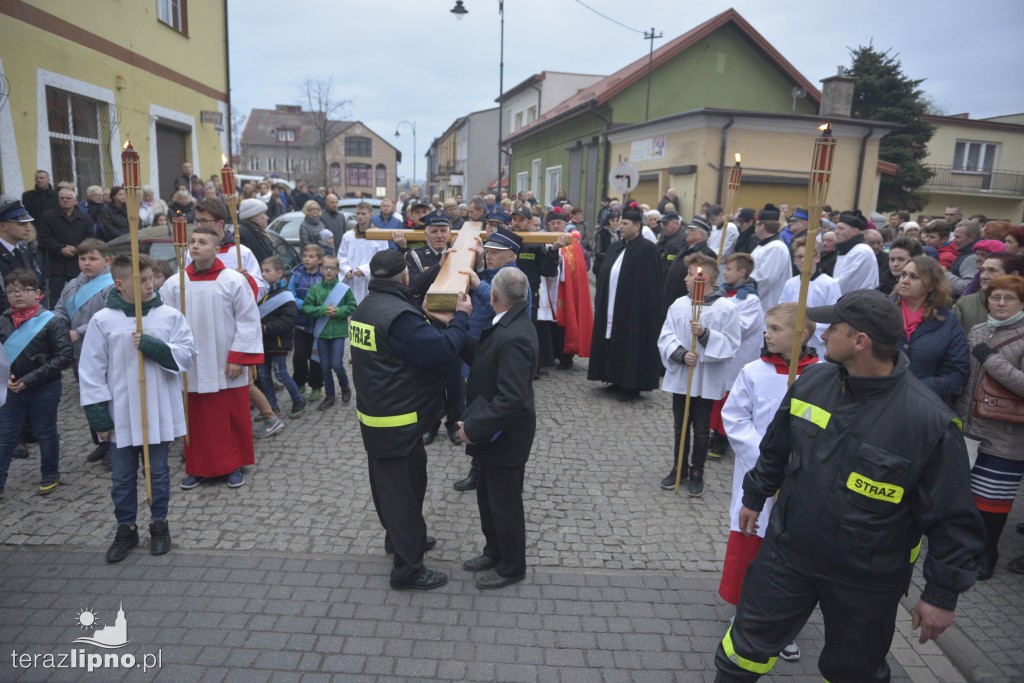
left=228, top=0, right=1023, bottom=185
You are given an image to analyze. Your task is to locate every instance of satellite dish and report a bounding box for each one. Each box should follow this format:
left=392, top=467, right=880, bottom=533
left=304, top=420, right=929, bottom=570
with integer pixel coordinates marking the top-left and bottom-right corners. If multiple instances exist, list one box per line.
left=791, top=87, right=807, bottom=100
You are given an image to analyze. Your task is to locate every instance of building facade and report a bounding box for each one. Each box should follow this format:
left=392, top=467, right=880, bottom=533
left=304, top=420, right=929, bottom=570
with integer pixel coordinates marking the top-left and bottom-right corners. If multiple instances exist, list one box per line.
left=425, top=107, right=498, bottom=200
left=500, top=71, right=605, bottom=141
left=0, top=0, right=230, bottom=200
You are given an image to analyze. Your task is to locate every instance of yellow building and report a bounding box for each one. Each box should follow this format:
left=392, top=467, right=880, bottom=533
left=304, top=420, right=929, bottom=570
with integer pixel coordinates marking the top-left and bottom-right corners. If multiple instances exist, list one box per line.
left=0, top=0, right=229, bottom=199
left=607, top=110, right=897, bottom=217
left=919, top=114, right=1024, bottom=222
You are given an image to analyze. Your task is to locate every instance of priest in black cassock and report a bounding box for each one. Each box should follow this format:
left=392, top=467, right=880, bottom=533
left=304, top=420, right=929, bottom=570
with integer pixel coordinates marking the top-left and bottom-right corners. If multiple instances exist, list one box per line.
left=587, top=202, right=664, bottom=401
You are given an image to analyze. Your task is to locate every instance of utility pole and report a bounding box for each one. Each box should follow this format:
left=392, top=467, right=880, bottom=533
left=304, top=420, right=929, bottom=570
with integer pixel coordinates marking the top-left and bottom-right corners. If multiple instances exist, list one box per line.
left=644, top=27, right=663, bottom=121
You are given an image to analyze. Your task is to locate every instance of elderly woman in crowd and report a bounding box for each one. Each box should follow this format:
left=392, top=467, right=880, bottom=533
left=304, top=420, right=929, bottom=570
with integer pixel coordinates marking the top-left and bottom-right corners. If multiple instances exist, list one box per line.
left=892, top=255, right=969, bottom=403
left=961, top=239, right=1007, bottom=297
left=299, top=200, right=330, bottom=252
left=817, top=230, right=838, bottom=276
left=956, top=275, right=1024, bottom=579
left=878, top=235, right=923, bottom=295
left=1004, top=224, right=1024, bottom=255
left=954, top=253, right=1024, bottom=333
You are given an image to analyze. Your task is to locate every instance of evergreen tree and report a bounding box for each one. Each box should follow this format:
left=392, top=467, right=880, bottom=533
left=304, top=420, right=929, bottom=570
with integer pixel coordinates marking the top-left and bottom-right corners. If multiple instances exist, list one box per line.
left=847, top=45, right=935, bottom=211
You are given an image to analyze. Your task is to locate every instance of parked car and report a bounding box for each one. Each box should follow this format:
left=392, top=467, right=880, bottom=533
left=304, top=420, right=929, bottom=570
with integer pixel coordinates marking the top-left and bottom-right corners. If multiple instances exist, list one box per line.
left=268, top=200, right=383, bottom=248
left=107, top=223, right=300, bottom=280
left=237, top=174, right=294, bottom=191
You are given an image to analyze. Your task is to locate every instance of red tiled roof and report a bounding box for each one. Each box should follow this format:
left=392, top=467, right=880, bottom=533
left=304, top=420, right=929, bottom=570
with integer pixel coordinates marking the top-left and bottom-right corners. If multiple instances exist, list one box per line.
left=506, top=8, right=821, bottom=143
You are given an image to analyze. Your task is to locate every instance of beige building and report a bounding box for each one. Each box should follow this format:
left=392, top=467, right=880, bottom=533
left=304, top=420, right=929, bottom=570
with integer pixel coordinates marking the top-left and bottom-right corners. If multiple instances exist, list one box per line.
left=919, top=114, right=1024, bottom=221
left=607, top=110, right=897, bottom=217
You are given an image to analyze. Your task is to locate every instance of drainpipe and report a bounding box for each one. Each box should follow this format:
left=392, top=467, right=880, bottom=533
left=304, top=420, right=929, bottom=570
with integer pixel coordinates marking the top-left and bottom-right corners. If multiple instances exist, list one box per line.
left=854, top=125, right=874, bottom=209
left=590, top=105, right=612, bottom=219
left=716, top=116, right=735, bottom=205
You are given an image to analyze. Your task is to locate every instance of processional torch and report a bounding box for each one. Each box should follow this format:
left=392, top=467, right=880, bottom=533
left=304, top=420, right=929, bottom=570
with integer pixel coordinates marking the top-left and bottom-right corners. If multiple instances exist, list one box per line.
left=717, top=154, right=742, bottom=267
left=674, top=267, right=707, bottom=494
left=220, top=156, right=241, bottom=266
left=788, top=123, right=836, bottom=385
left=121, top=140, right=153, bottom=504
left=172, top=215, right=190, bottom=445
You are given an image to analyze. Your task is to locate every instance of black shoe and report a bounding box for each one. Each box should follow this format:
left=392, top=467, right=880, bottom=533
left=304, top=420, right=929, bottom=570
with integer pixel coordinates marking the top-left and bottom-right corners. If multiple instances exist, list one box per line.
left=87, top=442, right=110, bottom=463
left=106, top=524, right=139, bottom=563
left=341, top=387, right=352, bottom=404
left=422, top=431, right=437, bottom=445
left=557, top=360, right=574, bottom=370
left=453, top=475, right=478, bottom=491
left=660, top=469, right=688, bottom=490
left=617, top=390, right=640, bottom=402
left=463, top=555, right=498, bottom=572
left=385, top=535, right=436, bottom=554
left=12, top=444, right=28, bottom=460
left=149, top=520, right=171, bottom=556
left=1017, top=522, right=1024, bottom=535
left=474, top=569, right=525, bottom=589
left=447, top=429, right=463, bottom=446
left=687, top=468, right=705, bottom=497
left=978, top=553, right=997, bottom=581
left=391, top=569, right=448, bottom=591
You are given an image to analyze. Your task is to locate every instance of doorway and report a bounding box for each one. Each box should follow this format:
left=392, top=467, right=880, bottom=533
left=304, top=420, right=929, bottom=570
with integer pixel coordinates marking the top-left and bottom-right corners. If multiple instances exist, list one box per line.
left=156, top=123, right=188, bottom=200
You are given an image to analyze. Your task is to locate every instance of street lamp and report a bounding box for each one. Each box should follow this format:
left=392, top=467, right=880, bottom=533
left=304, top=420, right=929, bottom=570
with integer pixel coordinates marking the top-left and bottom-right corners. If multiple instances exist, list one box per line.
left=451, top=0, right=504, bottom=196
left=395, top=120, right=416, bottom=190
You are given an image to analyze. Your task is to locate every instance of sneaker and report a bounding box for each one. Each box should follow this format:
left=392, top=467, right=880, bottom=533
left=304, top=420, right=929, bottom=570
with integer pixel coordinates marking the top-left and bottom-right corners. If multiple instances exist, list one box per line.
left=38, top=475, right=61, bottom=495
left=87, top=442, right=110, bottom=462
left=779, top=641, right=801, bottom=661
left=708, top=433, right=728, bottom=460
left=660, top=469, right=688, bottom=490
left=299, top=385, right=310, bottom=397
left=341, top=386, right=352, bottom=404
left=318, top=396, right=336, bottom=411
left=227, top=469, right=244, bottom=488
left=288, top=401, right=307, bottom=419
left=254, top=416, right=285, bottom=439
left=686, top=468, right=704, bottom=497
left=308, top=388, right=323, bottom=402
left=105, top=524, right=139, bottom=563
left=179, top=475, right=205, bottom=490
left=149, top=520, right=171, bottom=556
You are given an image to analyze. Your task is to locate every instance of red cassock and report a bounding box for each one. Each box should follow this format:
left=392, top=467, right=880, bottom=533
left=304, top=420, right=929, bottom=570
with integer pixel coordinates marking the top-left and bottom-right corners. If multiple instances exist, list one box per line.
left=557, top=237, right=593, bottom=358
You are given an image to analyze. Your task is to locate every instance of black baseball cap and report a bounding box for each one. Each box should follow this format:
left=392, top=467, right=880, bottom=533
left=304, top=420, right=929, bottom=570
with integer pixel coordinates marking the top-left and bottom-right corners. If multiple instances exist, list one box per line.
left=369, top=249, right=408, bottom=278
left=806, top=289, right=902, bottom=345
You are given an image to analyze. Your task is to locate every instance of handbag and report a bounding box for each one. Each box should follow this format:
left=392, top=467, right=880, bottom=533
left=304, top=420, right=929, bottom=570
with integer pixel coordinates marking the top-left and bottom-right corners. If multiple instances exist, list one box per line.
left=972, top=331, right=1024, bottom=424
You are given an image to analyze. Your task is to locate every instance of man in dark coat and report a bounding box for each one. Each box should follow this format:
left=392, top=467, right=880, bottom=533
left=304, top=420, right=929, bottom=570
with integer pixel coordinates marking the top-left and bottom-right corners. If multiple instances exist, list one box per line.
left=21, top=171, right=59, bottom=222
left=732, top=208, right=759, bottom=257
left=655, top=211, right=687, bottom=282
left=457, top=267, right=538, bottom=589
left=663, top=217, right=717, bottom=311
left=37, top=187, right=92, bottom=307
left=587, top=203, right=664, bottom=400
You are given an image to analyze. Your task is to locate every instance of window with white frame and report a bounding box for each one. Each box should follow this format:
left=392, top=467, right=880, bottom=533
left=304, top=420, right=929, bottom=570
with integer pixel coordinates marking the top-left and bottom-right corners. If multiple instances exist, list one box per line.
left=531, top=159, right=541, bottom=200
left=277, top=129, right=295, bottom=143
left=526, top=105, right=537, bottom=125
left=516, top=172, right=529, bottom=194
left=268, top=157, right=277, bottom=171
left=545, top=166, right=562, bottom=207
left=46, top=87, right=107, bottom=198
left=953, top=141, right=998, bottom=172
left=156, top=0, right=187, bottom=34
left=514, top=112, right=523, bottom=132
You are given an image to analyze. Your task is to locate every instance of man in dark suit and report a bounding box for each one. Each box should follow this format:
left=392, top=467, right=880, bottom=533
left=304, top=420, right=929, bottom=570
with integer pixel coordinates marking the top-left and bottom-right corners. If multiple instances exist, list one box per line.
left=21, top=171, right=58, bottom=223
left=457, top=267, right=538, bottom=589
left=37, top=187, right=91, bottom=307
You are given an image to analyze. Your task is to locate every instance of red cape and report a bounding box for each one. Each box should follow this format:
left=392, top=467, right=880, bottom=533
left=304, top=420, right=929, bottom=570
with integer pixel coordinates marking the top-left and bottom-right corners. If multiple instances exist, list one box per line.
left=557, top=237, right=593, bottom=358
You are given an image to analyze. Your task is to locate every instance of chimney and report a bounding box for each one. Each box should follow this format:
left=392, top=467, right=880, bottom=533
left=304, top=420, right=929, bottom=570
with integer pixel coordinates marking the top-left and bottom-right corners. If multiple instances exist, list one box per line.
left=275, top=104, right=303, bottom=114
left=819, top=66, right=856, bottom=118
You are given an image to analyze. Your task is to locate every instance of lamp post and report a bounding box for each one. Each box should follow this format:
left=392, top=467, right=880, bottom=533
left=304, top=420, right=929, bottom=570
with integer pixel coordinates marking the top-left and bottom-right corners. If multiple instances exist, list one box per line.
left=451, top=0, right=504, bottom=196
left=395, top=120, right=416, bottom=190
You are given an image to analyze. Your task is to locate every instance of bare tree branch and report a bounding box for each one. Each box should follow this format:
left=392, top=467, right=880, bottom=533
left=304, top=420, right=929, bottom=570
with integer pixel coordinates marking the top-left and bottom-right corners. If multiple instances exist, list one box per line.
left=299, top=77, right=351, bottom=187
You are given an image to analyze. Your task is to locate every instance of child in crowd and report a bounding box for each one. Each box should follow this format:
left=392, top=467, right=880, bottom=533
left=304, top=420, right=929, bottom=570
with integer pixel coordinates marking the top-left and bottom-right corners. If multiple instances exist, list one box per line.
left=0, top=269, right=73, bottom=497
left=79, top=254, right=195, bottom=563
left=287, top=244, right=325, bottom=401
left=54, top=238, right=115, bottom=463
left=658, top=254, right=741, bottom=496
left=257, top=256, right=306, bottom=426
left=300, top=254, right=357, bottom=411
left=720, top=302, right=818, bottom=663
left=150, top=259, right=174, bottom=290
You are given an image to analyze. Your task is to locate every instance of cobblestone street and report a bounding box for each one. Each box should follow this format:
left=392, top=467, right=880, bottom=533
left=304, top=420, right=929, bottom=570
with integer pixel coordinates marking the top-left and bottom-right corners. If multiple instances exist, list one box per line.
left=1, top=357, right=1020, bottom=681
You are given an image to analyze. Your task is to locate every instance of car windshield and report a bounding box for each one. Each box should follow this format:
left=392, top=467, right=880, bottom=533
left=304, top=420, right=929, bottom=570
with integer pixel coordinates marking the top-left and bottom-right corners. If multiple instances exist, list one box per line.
left=270, top=216, right=304, bottom=241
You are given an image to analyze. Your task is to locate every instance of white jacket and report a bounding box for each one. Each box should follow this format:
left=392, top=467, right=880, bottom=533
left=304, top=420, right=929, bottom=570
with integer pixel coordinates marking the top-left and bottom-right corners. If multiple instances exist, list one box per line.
left=779, top=273, right=842, bottom=356
left=834, top=242, right=879, bottom=294
left=750, top=238, right=791, bottom=313
left=659, top=296, right=741, bottom=399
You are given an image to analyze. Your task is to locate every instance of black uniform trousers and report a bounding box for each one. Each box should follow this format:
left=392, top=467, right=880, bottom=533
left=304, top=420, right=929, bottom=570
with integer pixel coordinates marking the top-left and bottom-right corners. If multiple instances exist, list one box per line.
left=715, top=544, right=903, bottom=683
left=429, top=358, right=464, bottom=435
left=672, top=394, right=713, bottom=473
left=367, top=441, right=429, bottom=585
left=291, top=329, right=323, bottom=390
left=476, top=462, right=527, bottom=579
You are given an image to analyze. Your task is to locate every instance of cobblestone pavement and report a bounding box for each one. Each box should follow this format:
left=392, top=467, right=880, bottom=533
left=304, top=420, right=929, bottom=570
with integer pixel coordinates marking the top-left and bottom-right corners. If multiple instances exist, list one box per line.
left=0, top=355, right=1018, bottom=681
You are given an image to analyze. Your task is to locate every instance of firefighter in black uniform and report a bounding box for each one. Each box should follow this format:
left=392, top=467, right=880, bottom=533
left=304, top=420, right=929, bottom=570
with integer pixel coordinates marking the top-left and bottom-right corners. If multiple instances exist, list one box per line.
left=715, top=289, right=984, bottom=682
left=350, top=249, right=473, bottom=591
left=405, top=212, right=465, bottom=446
left=655, top=211, right=687, bottom=282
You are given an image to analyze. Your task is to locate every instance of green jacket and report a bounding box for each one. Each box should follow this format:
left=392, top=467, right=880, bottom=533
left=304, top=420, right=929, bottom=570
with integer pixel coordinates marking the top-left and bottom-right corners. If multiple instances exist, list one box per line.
left=301, top=279, right=357, bottom=339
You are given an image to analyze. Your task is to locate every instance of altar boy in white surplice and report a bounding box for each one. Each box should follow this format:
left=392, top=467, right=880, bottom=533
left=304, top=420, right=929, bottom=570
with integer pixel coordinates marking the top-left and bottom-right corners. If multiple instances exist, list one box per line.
left=160, top=227, right=264, bottom=491
left=79, top=253, right=196, bottom=563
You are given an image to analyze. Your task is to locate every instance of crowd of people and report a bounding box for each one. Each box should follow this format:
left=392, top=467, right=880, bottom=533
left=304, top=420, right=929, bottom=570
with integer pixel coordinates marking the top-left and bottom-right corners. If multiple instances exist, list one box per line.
left=4, top=166, right=1024, bottom=680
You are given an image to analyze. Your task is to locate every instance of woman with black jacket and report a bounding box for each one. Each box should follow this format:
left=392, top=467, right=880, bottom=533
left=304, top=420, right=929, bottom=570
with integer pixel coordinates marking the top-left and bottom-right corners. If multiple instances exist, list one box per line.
left=100, top=187, right=130, bottom=241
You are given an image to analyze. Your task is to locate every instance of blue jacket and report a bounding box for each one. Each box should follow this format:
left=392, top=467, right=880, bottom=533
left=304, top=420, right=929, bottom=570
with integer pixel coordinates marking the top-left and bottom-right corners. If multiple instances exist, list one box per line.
left=468, top=263, right=532, bottom=340
left=371, top=214, right=404, bottom=230
left=287, top=264, right=323, bottom=332
left=897, top=302, right=969, bottom=404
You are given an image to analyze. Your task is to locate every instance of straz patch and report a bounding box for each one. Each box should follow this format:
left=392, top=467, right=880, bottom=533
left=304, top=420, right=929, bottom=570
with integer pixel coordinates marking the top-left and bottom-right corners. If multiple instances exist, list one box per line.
left=846, top=472, right=903, bottom=504
left=349, top=321, right=377, bottom=351
left=519, top=252, right=536, bottom=260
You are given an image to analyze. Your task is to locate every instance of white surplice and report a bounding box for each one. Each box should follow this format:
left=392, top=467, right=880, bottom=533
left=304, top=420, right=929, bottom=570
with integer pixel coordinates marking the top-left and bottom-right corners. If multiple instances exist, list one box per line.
left=338, top=232, right=392, bottom=303
left=185, top=239, right=268, bottom=299
left=708, top=221, right=739, bottom=257
left=79, top=303, right=196, bottom=449
left=721, top=293, right=765, bottom=387
left=749, top=238, right=791, bottom=313
left=658, top=296, right=741, bottom=399
left=834, top=242, right=879, bottom=294
left=779, top=273, right=842, bottom=356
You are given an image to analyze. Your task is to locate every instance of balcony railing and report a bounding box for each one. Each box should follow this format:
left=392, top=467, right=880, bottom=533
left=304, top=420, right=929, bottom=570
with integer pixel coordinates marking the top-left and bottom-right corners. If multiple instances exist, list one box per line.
left=924, top=165, right=1024, bottom=197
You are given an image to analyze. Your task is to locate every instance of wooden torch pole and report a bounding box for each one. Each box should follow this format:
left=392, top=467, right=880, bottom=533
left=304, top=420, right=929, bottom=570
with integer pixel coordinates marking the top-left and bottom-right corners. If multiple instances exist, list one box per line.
left=220, top=158, right=241, bottom=267
left=121, top=141, right=152, bottom=505
left=172, top=216, right=190, bottom=445
left=788, top=124, right=836, bottom=386
left=673, top=267, right=707, bottom=494
left=717, top=154, right=742, bottom=267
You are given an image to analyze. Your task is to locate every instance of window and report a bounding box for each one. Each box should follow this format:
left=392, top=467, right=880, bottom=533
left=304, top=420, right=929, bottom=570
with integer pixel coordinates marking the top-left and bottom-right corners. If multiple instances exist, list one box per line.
left=953, top=141, right=998, bottom=172
left=345, top=136, right=372, bottom=157
left=277, top=129, right=295, bottom=143
left=545, top=166, right=562, bottom=207
left=156, top=0, right=188, bottom=34
left=46, top=87, right=106, bottom=198
left=375, top=164, right=387, bottom=189
left=531, top=159, right=541, bottom=201
left=516, top=172, right=529, bottom=194
left=268, top=157, right=277, bottom=171
left=251, top=157, right=260, bottom=171
left=514, top=111, right=523, bottom=132
left=526, top=105, right=537, bottom=125
left=346, top=163, right=372, bottom=186
left=330, top=162, right=342, bottom=186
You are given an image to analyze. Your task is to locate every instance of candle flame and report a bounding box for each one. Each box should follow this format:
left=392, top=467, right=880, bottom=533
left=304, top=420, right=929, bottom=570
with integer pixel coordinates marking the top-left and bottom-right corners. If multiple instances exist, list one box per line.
left=122, top=139, right=131, bottom=150
left=734, top=153, right=741, bottom=164
left=818, top=122, right=831, bottom=132
left=697, top=267, right=703, bottom=276
left=221, top=153, right=229, bottom=165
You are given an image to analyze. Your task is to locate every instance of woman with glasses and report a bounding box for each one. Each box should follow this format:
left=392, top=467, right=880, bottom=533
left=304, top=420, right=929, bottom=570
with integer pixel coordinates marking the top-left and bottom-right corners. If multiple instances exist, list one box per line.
left=891, top=255, right=969, bottom=404
left=955, top=275, right=1024, bottom=579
